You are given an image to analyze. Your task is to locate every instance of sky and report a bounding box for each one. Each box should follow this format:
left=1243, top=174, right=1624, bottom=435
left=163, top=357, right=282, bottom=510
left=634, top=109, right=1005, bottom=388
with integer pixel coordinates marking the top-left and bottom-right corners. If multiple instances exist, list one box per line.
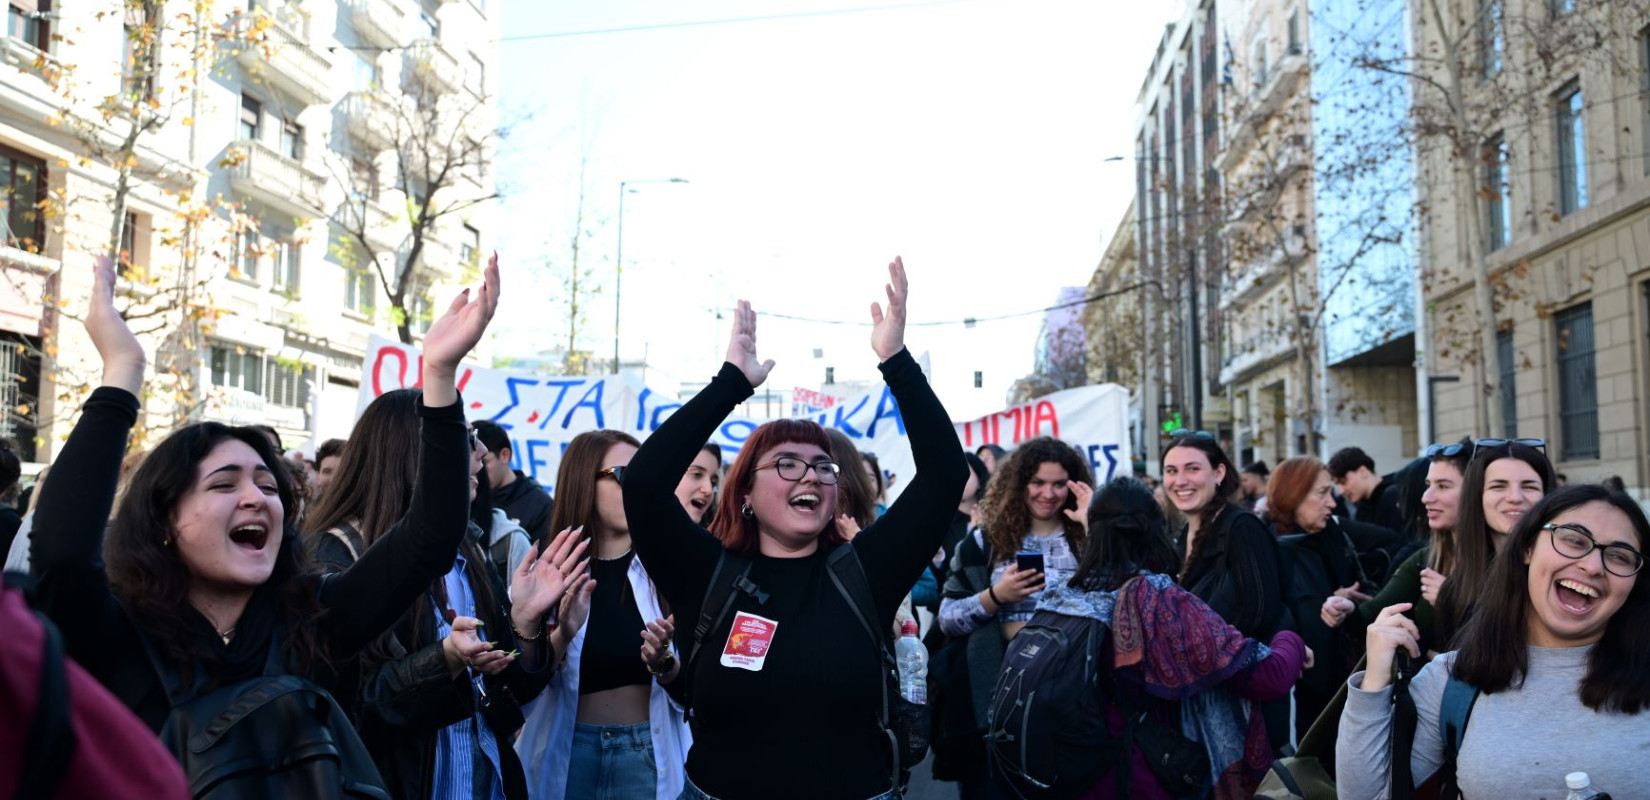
left=490, top=0, right=1174, bottom=421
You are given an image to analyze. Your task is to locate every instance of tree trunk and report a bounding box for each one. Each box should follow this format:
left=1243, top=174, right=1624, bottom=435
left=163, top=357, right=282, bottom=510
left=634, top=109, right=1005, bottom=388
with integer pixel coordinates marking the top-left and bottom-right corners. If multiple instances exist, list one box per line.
left=1427, top=0, right=1504, bottom=436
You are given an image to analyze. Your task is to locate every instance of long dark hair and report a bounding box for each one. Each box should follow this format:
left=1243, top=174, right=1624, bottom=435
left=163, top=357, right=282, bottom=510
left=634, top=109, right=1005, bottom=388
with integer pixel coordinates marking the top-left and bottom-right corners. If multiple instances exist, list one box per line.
left=105, top=423, right=327, bottom=681
left=1393, top=456, right=1430, bottom=541
left=1162, top=436, right=1240, bottom=582
left=979, top=437, right=1092, bottom=563
left=1437, top=441, right=1554, bottom=644
left=302, top=388, right=497, bottom=659
left=1452, top=485, right=1650, bottom=713
left=825, top=428, right=877, bottom=529
left=1070, top=477, right=1180, bottom=591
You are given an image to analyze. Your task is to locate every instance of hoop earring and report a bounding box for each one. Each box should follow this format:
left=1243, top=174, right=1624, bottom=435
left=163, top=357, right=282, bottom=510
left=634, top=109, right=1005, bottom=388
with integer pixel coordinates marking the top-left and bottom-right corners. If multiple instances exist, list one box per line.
left=740, top=502, right=754, bottom=518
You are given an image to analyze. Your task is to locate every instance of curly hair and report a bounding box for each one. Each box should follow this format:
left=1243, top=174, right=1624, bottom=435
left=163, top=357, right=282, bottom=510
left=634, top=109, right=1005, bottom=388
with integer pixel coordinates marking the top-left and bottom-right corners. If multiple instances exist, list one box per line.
left=979, top=437, right=1092, bottom=563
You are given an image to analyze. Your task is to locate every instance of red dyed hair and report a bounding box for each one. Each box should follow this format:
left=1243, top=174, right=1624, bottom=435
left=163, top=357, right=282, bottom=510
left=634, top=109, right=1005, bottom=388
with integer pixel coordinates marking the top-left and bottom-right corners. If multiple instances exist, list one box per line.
left=1265, top=455, right=1329, bottom=531
left=710, top=418, right=847, bottom=556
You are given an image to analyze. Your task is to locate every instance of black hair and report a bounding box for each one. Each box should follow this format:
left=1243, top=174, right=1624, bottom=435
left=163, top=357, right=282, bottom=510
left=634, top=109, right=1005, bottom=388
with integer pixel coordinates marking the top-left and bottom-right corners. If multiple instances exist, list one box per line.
left=250, top=424, right=283, bottom=452
left=1071, top=477, right=1181, bottom=591
left=315, top=438, right=346, bottom=463
left=962, top=451, right=990, bottom=503
left=1241, top=460, right=1270, bottom=479
left=1327, top=447, right=1376, bottom=481
left=1393, top=456, right=1431, bottom=542
left=471, top=419, right=512, bottom=457
left=1453, top=485, right=1650, bottom=713
left=1438, top=440, right=1556, bottom=644
left=0, top=441, right=19, bottom=502
left=1161, top=435, right=1241, bottom=583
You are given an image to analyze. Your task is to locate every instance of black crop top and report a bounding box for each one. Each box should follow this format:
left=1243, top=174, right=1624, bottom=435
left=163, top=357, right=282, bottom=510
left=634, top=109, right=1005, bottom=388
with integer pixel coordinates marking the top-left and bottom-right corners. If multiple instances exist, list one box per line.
left=578, top=551, right=652, bottom=694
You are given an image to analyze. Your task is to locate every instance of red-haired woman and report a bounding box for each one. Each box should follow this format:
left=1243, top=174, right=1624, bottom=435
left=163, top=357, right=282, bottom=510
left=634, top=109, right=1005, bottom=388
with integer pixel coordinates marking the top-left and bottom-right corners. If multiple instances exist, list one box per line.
left=1267, top=456, right=1372, bottom=737
left=621, top=258, right=967, bottom=800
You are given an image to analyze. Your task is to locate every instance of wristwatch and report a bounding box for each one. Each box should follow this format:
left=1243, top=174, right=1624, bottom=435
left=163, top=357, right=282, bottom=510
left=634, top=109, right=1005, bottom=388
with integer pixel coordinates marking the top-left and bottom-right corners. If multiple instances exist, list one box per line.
left=646, top=653, right=677, bottom=676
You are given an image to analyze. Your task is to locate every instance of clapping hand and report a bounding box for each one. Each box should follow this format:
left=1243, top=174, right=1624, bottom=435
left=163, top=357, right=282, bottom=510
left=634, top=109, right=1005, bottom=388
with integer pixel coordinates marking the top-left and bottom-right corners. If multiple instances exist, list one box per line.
left=509, top=526, right=591, bottom=631
left=640, top=614, right=676, bottom=675
left=869, top=256, right=908, bottom=361
left=725, top=299, right=775, bottom=389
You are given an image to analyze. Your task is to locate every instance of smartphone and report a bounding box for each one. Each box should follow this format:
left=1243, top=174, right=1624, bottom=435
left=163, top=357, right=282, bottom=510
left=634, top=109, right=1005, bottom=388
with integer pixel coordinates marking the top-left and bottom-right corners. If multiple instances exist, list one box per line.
left=1015, top=551, right=1044, bottom=575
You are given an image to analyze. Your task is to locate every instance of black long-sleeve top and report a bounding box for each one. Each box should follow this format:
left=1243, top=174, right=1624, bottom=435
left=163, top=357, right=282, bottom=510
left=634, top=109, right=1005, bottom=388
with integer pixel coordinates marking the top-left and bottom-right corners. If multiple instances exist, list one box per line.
left=622, top=349, right=966, bottom=800
left=1177, top=504, right=1290, bottom=641
left=30, top=386, right=473, bottom=731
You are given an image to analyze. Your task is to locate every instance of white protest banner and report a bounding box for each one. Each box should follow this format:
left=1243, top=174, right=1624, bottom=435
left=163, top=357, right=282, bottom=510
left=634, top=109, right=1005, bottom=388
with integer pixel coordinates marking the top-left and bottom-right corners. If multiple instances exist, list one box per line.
left=358, top=336, right=1132, bottom=498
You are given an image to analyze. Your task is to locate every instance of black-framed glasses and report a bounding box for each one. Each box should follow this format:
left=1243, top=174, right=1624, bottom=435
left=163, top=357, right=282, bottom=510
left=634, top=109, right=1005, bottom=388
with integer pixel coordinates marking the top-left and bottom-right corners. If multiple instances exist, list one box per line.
left=597, top=466, right=628, bottom=485
left=1167, top=429, right=1215, bottom=441
left=1543, top=523, right=1645, bottom=577
left=754, top=457, right=841, bottom=485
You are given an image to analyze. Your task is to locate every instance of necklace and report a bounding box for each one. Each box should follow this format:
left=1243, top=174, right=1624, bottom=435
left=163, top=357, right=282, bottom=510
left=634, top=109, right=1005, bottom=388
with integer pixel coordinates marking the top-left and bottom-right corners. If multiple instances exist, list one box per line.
left=594, top=547, right=633, bottom=562
left=216, top=626, right=236, bottom=645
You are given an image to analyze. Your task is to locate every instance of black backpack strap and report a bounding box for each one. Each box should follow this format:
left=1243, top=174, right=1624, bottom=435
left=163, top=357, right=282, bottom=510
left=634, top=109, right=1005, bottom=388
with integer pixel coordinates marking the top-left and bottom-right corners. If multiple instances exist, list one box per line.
left=684, top=551, right=762, bottom=706
left=824, top=544, right=901, bottom=789
left=9, top=572, right=77, bottom=800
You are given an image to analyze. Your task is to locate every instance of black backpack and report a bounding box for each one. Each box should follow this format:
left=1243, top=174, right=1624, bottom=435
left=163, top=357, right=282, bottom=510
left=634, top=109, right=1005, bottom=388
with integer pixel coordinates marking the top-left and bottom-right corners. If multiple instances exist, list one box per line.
left=684, top=543, right=930, bottom=791
left=136, top=622, right=391, bottom=800
left=986, top=607, right=1209, bottom=800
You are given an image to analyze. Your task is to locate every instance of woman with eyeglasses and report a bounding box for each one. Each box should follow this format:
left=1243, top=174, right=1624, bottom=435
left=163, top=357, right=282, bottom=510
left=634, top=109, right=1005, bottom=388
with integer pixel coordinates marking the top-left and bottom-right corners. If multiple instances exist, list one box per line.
left=1434, top=438, right=1554, bottom=648
left=515, top=429, right=693, bottom=800
left=1321, top=439, right=1473, bottom=656
left=1337, top=484, right=1650, bottom=797
left=619, top=258, right=968, bottom=800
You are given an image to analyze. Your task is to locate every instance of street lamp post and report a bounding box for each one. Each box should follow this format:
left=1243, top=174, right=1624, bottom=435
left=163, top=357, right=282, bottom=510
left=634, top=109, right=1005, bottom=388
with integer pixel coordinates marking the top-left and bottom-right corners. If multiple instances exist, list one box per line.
left=613, top=177, right=688, bottom=374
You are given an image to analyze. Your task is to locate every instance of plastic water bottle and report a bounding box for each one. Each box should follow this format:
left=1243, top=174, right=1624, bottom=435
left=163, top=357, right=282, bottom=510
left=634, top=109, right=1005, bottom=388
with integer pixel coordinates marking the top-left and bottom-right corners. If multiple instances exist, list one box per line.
left=1564, top=772, right=1610, bottom=800
left=895, top=619, right=927, bottom=704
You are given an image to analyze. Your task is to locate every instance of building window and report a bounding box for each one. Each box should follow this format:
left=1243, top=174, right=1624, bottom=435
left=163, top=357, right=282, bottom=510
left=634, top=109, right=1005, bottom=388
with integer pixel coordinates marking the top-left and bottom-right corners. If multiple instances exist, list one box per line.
left=273, top=240, right=299, bottom=294
left=1250, top=37, right=1269, bottom=92
left=345, top=267, right=374, bottom=313
left=412, top=291, right=432, bottom=335
left=0, top=146, right=44, bottom=251
left=279, top=119, right=303, bottom=160
left=1554, top=303, right=1598, bottom=461
left=1497, top=328, right=1517, bottom=438
left=210, top=345, right=264, bottom=395
left=460, top=223, right=479, bottom=267
left=1556, top=81, right=1587, bottom=215
left=239, top=94, right=262, bottom=142
left=265, top=359, right=312, bottom=408
left=467, top=52, right=485, bottom=96
left=1551, top=0, right=1574, bottom=15
left=118, top=211, right=149, bottom=278
left=350, top=156, right=379, bottom=201
left=1286, top=9, right=1301, bottom=56
left=1484, top=133, right=1510, bottom=251
left=417, top=0, right=438, bottom=38
left=1481, top=0, right=1503, bottom=78
left=6, top=0, right=49, bottom=50
left=122, top=2, right=158, bottom=101
left=238, top=228, right=260, bottom=280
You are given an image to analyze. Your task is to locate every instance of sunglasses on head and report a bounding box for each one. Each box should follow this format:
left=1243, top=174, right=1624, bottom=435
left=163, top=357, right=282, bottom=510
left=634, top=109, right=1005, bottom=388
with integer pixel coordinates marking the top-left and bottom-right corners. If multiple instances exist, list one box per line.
left=1167, top=429, right=1216, bottom=441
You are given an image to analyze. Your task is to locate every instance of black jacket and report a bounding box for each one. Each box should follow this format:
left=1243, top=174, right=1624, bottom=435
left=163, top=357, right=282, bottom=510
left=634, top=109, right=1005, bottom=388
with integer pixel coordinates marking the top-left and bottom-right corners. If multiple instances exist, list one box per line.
left=313, top=523, right=550, bottom=800
left=493, top=472, right=553, bottom=544
left=1352, top=477, right=1404, bottom=534
left=1278, top=518, right=1368, bottom=736
left=930, top=528, right=1002, bottom=781
left=1177, top=505, right=1292, bottom=641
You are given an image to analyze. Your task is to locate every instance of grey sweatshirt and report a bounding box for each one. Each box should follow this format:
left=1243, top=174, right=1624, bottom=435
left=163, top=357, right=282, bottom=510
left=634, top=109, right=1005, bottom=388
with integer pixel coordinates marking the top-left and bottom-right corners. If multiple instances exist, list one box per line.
left=1336, top=646, right=1650, bottom=800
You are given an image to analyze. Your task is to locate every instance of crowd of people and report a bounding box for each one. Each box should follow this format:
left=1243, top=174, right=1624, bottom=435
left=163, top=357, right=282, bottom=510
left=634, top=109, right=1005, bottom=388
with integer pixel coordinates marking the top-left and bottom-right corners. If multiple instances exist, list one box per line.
left=2, top=251, right=1646, bottom=800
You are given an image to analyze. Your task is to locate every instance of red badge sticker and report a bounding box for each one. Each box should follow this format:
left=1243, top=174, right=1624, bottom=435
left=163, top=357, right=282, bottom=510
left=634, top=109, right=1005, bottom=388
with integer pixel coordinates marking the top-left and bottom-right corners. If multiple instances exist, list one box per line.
left=720, top=611, right=779, bottom=671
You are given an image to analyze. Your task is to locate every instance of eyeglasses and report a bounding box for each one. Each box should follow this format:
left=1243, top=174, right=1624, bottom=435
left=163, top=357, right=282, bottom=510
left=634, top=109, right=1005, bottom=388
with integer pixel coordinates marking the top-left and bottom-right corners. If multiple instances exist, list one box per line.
left=1543, top=523, right=1645, bottom=577
left=1422, top=441, right=1468, bottom=459
left=754, top=457, right=841, bottom=485
left=597, top=466, right=628, bottom=485
left=468, top=428, right=483, bottom=451
left=1475, top=437, right=1545, bottom=451
left=1167, top=429, right=1215, bottom=441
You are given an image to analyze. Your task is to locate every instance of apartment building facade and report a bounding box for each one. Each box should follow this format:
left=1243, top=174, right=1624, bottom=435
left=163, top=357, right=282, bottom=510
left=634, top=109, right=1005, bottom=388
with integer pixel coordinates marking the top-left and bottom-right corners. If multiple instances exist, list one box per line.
left=0, top=0, right=497, bottom=460
left=1420, top=0, right=1650, bottom=489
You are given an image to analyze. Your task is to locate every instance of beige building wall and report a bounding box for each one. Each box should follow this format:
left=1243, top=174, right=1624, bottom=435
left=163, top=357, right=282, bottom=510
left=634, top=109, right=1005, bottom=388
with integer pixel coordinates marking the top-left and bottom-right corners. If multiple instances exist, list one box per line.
left=1418, top=0, right=1650, bottom=489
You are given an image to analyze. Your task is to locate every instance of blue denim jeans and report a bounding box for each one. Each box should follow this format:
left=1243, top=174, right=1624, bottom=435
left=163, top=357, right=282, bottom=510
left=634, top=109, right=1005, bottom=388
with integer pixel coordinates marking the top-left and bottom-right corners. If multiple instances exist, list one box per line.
left=566, top=721, right=657, bottom=800
left=678, top=775, right=901, bottom=800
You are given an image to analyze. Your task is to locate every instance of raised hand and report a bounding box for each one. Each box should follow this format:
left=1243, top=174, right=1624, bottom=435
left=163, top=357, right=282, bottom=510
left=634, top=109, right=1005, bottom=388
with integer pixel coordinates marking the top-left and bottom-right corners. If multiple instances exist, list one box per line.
left=868, top=256, right=908, bottom=361
left=1062, top=482, right=1095, bottom=531
left=87, top=255, right=145, bottom=394
left=836, top=513, right=861, bottom=540
left=559, top=573, right=597, bottom=634
left=724, top=299, right=775, bottom=388
left=509, top=526, right=591, bottom=632
left=422, top=252, right=501, bottom=406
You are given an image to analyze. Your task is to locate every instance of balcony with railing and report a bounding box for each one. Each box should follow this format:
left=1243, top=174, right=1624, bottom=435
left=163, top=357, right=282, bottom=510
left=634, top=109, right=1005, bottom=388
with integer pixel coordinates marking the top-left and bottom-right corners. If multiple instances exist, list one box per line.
left=405, top=38, right=462, bottom=95
left=229, top=140, right=328, bottom=218
left=338, top=196, right=402, bottom=250
left=341, top=89, right=400, bottom=151
left=343, top=0, right=410, bottom=49
left=236, top=12, right=333, bottom=107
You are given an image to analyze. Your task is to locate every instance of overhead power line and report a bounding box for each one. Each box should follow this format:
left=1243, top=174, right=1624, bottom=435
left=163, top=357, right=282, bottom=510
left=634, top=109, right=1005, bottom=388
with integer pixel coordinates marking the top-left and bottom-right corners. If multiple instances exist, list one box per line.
left=749, top=281, right=1149, bottom=328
